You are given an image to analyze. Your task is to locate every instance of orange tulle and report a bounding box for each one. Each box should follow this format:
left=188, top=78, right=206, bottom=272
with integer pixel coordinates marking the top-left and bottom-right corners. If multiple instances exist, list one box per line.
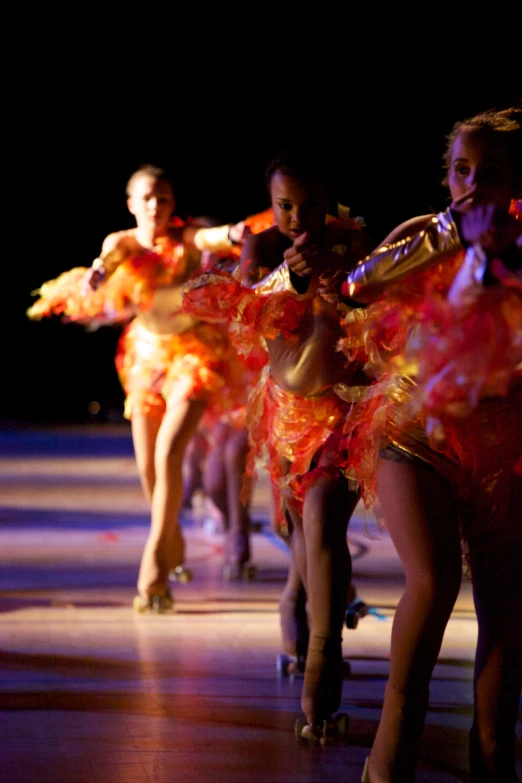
left=116, top=319, right=241, bottom=420
left=340, top=245, right=522, bottom=547
left=245, top=370, right=353, bottom=529
left=183, top=267, right=309, bottom=362
left=27, top=239, right=192, bottom=325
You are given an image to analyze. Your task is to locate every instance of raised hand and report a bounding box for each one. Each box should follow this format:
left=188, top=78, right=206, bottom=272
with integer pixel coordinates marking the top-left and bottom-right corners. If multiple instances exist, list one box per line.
left=283, top=232, right=319, bottom=277
left=460, top=204, right=522, bottom=256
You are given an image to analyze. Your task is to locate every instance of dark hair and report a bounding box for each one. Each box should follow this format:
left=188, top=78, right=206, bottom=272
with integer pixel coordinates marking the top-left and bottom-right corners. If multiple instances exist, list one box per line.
left=443, top=105, right=522, bottom=189
left=126, top=164, right=174, bottom=197
left=264, top=147, right=335, bottom=194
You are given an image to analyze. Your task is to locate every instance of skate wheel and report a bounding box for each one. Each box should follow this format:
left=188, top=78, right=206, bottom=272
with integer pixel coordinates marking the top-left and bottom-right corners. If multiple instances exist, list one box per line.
left=223, top=563, right=241, bottom=582
left=276, top=654, right=291, bottom=677
left=244, top=564, right=256, bottom=582
left=170, top=566, right=193, bottom=583
left=345, top=610, right=359, bottom=630
left=295, top=717, right=321, bottom=742
left=294, top=716, right=307, bottom=740
left=336, top=712, right=349, bottom=739
left=133, top=593, right=174, bottom=615
left=248, top=519, right=263, bottom=533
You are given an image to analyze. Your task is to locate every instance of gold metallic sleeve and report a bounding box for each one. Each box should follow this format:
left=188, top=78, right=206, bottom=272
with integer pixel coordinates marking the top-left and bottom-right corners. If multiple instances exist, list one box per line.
left=250, top=262, right=297, bottom=294
left=193, top=224, right=233, bottom=252
left=345, top=209, right=461, bottom=302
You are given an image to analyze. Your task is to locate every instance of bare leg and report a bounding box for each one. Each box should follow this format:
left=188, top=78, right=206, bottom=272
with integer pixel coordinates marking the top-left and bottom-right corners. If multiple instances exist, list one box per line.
left=223, top=427, right=251, bottom=566
left=137, top=390, right=206, bottom=599
left=182, top=431, right=207, bottom=509
left=279, top=533, right=309, bottom=659
left=468, top=537, right=522, bottom=782
left=368, top=458, right=462, bottom=782
left=300, top=474, right=358, bottom=725
left=131, top=414, right=162, bottom=502
left=203, top=422, right=229, bottom=521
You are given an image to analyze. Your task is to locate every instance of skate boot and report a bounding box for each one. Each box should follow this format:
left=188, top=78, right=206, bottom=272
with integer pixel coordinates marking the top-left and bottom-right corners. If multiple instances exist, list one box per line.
left=345, top=596, right=386, bottom=629
left=276, top=653, right=306, bottom=677
left=295, top=637, right=349, bottom=744
left=133, top=591, right=174, bottom=614
left=222, top=562, right=256, bottom=582
left=168, top=565, right=194, bottom=583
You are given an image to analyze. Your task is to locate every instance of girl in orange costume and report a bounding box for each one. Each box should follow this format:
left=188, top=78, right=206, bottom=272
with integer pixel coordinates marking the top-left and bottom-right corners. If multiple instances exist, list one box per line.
left=28, top=165, right=248, bottom=611
left=183, top=149, right=374, bottom=738
left=337, top=108, right=522, bottom=782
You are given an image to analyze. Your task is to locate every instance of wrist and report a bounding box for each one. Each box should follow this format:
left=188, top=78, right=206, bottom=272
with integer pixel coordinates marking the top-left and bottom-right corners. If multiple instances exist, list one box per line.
left=227, top=225, right=239, bottom=245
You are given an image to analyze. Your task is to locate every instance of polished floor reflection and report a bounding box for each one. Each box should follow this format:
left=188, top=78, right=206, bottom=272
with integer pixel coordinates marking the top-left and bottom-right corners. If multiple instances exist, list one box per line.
left=0, top=424, right=518, bottom=782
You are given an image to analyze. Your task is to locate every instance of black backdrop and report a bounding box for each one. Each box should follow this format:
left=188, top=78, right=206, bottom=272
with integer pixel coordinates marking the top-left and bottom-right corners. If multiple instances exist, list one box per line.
left=3, top=60, right=520, bottom=424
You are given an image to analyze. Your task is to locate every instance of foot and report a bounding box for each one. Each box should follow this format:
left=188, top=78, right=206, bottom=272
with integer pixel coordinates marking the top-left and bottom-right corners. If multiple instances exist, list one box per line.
left=301, top=639, right=344, bottom=725
left=133, top=592, right=174, bottom=614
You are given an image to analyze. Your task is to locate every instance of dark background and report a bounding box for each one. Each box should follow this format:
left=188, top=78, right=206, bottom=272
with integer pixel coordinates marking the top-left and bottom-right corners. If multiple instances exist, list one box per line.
left=3, top=54, right=520, bottom=426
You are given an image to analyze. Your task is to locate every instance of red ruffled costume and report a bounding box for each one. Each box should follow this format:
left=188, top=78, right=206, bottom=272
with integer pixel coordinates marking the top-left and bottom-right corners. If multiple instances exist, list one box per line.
left=339, top=200, right=522, bottom=551
left=28, top=237, right=244, bottom=421
left=183, top=266, right=365, bottom=528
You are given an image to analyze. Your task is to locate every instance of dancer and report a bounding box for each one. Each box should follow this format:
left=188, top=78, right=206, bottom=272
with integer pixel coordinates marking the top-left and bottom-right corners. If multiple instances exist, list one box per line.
left=339, top=108, right=522, bottom=782
left=28, top=165, right=249, bottom=612
left=183, top=148, right=373, bottom=737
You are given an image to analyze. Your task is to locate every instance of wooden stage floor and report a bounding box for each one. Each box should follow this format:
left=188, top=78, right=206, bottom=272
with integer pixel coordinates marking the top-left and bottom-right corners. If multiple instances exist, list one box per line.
left=0, top=424, right=519, bottom=782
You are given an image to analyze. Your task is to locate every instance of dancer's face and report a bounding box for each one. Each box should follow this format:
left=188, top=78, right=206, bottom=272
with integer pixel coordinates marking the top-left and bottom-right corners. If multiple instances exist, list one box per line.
left=449, top=129, right=517, bottom=212
left=270, top=171, right=329, bottom=241
left=127, top=175, right=175, bottom=232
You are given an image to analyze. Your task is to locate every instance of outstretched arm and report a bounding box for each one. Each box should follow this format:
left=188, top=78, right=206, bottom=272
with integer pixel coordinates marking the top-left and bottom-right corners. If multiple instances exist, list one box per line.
left=84, top=232, right=130, bottom=290
left=342, top=211, right=462, bottom=304
left=182, top=220, right=251, bottom=253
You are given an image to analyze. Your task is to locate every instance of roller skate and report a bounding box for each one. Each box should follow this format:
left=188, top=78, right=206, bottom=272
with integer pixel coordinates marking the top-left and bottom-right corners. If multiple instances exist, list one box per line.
left=247, top=516, right=264, bottom=533
left=222, top=561, right=257, bottom=582
left=276, top=653, right=306, bottom=677
left=295, top=638, right=349, bottom=744
left=168, top=565, right=194, bottom=583
left=133, top=591, right=174, bottom=614
left=345, top=596, right=386, bottom=629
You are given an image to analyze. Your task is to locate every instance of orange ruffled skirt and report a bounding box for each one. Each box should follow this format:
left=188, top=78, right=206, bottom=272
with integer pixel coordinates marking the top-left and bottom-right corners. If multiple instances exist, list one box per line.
left=246, top=370, right=359, bottom=530
left=116, top=319, right=242, bottom=421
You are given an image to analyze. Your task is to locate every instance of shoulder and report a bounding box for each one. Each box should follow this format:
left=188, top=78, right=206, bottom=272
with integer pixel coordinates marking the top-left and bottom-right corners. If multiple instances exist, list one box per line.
left=241, top=226, right=281, bottom=262
left=239, top=227, right=283, bottom=282
left=378, top=214, right=434, bottom=247
left=101, top=229, right=136, bottom=256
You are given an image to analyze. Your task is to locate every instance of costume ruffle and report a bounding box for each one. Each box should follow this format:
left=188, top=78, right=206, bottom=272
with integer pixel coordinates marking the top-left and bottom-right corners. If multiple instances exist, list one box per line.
left=339, top=234, right=522, bottom=549
left=183, top=267, right=309, bottom=365
left=116, top=319, right=240, bottom=420
left=27, top=240, right=191, bottom=324
left=245, top=369, right=363, bottom=530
